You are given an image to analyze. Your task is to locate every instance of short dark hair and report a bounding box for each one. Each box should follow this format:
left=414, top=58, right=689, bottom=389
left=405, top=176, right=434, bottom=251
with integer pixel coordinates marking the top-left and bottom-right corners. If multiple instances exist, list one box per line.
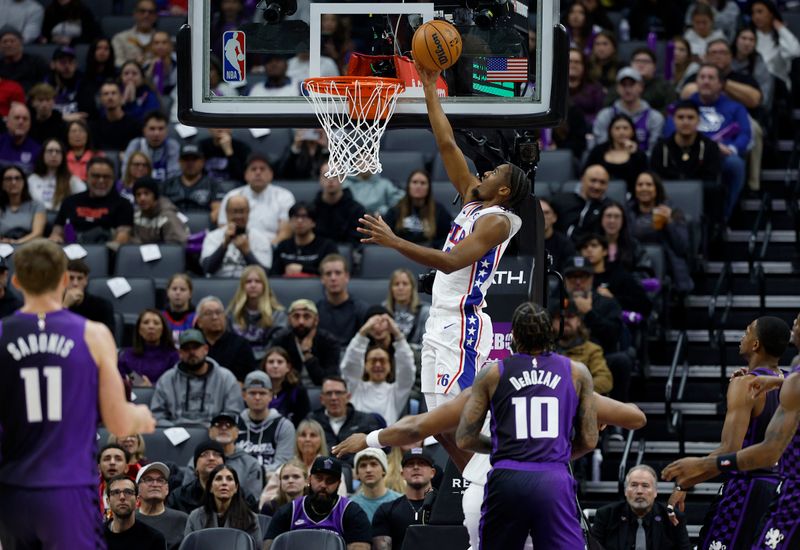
left=631, top=47, right=656, bottom=63
left=755, top=316, right=790, bottom=358
left=673, top=100, right=700, bottom=115
left=143, top=110, right=167, bottom=126
left=99, top=78, right=122, bottom=92
left=86, top=156, right=115, bottom=175
left=322, top=375, right=348, bottom=391
left=67, top=258, right=90, bottom=275
left=98, top=443, right=131, bottom=464
left=106, top=474, right=137, bottom=497
left=511, top=302, right=554, bottom=354
left=706, top=38, right=731, bottom=53
left=289, top=201, right=316, bottom=222
left=577, top=232, right=608, bottom=251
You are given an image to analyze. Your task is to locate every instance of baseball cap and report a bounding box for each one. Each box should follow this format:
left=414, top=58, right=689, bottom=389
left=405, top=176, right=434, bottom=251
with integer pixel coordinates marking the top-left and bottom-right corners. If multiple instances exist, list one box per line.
left=179, top=329, right=206, bottom=347
left=193, top=440, right=225, bottom=466
left=245, top=151, right=272, bottom=168
left=616, top=67, right=642, bottom=83
left=364, top=305, right=391, bottom=320
left=401, top=447, right=435, bottom=468
left=0, top=26, right=22, bottom=40
left=132, top=176, right=159, bottom=199
left=53, top=46, right=77, bottom=60
left=562, top=256, right=594, bottom=277
left=244, top=370, right=272, bottom=390
left=180, top=144, right=203, bottom=158
left=311, top=456, right=342, bottom=477
left=135, top=461, right=170, bottom=484
left=288, top=299, right=318, bottom=315
left=354, top=448, right=388, bottom=473
left=210, top=411, right=239, bottom=426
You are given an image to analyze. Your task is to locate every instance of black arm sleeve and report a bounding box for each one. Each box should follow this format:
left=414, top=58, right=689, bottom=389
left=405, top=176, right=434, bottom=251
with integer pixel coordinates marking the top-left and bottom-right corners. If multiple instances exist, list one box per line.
left=342, top=502, right=373, bottom=544
left=201, top=242, right=228, bottom=275
left=264, top=502, right=293, bottom=541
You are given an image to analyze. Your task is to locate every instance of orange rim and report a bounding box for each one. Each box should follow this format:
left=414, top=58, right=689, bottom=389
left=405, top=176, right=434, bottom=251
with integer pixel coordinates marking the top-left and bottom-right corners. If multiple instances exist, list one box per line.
left=304, top=76, right=405, bottom=120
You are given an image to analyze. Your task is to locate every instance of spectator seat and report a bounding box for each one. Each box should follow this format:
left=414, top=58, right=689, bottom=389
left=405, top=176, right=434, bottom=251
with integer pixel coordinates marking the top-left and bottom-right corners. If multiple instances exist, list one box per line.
left=536, top=150, right=576, bottom=182
left=101, top=16, right=135, bottom=38
left=382, top=128, right=438, bottom=164
left=183, top=211, right=212, bottom=234
left=360, top=246, right=427, bottom=279
left=273, top=180, right=318, bottom=204
left=113, top=244, right=186, bottom=280
left=269, top=530, right=345, bottom=550
left=192, top=278, right=238, bottom=306
left=257, top=515, right=271, bottom=540
left=97, top=426, right=208, bottom=467
left=348, top=278, right=391, bottom=306
left=378, top=151, right=427, bottom=186
left=307, top=387, right=321, bottom=412
left=71, top=243, right=110, bottom=277
left=87, top=277, right=155, bottom=324
left=431, top=153, right=477, bottom=181
left=431, top=182, right=461, bottom=217
left=269, top=278, right=324, bottom=305
left=178, top=528, right=256, bottom=550
left=131, top=386, right=155, bottom=407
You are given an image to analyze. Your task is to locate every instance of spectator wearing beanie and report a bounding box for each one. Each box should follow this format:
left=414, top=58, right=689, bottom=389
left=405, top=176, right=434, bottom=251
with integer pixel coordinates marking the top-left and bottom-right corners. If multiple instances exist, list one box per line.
left=130, top=176, right=188, bottom=245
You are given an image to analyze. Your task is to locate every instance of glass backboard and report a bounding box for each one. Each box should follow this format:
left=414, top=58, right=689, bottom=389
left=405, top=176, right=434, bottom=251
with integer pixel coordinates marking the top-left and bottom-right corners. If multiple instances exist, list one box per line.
left=176, top=0, right=566, bottom=128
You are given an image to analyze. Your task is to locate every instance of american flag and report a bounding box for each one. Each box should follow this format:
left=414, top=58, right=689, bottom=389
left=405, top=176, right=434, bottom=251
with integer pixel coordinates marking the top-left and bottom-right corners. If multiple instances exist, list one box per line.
left=485, top=57, right=528, bottom=82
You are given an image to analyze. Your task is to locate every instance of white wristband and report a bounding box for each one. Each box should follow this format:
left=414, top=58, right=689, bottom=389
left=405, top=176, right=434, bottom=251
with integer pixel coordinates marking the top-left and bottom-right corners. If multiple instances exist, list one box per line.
left=365, top=429, right=383, bottom=448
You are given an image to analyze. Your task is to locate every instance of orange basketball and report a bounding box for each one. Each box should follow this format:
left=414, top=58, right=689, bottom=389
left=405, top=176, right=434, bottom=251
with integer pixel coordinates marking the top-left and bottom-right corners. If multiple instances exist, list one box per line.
left=412, top=20, right=463, bottom=71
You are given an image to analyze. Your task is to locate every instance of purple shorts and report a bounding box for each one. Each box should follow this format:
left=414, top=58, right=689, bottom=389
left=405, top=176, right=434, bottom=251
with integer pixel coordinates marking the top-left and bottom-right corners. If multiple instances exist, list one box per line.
left=0, top=485, right=106, bottom=550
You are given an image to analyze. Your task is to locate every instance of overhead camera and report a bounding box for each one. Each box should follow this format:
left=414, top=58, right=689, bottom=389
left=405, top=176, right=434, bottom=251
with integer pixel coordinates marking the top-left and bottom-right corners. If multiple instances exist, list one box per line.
left=258, top=0, right=297, bottom=24
left=465, top=0, right=513, bottom=29
left=513, top=131, right=540, bottom=174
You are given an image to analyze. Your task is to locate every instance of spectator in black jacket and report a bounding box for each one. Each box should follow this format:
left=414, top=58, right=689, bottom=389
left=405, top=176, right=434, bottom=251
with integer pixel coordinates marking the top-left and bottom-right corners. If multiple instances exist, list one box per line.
left=549, top=164, right=612, bottom=240
left=316, top=253, right=369, bottom=345
left=28, top=82, right=67, bottom=145
left=577, top=233, right=652, bottom=317
left=277, top=128, right=329, bottom=180
left=62, top=257, right=114, bottom=332
left=0, top=255, right=21, bottom=318
left=540, top=197, right=575, bottom=273
left=308, top=375, right=384, bottom=465
left=271, top=201, right=338, bottom=277
left=382, top=169, right=452, bottom=249
left=313, top=160, right=366, bottom=246
left=198, top=128, right=250, bottom=185
left=650, top=100, right=721, bottom=182
left=195, top=296, right=258, bottom=382
left=168, top=441, right=226, bottom=514
left=269, top=299, right=341, bottom=387
left=90, top=80, right=142, bottom=151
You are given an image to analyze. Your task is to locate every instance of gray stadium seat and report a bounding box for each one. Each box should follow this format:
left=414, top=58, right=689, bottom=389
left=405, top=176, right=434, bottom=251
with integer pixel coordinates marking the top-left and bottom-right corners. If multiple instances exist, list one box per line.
left=113, top=312, right=124, bottom=347
left=536, top=150, right=576, bottom=182
left=179, top=528, right=256, bottom=550
left=642, top=243, right=667, bottom=283
left=102, top=151, right=121, bottom=177
left=73, top=243, right=110, bottom=277
left=183, top=211, right=211, bottom=234
left=273, top=180, right=319, bottom=204
left=257, top=514, right=271, bottom=540
left=113, top=244, right=186, bottom=279
left=131, top=386, right=155, bottom=407
left=269, top=278, right=324, bottom=305
left=156, top=16, right=187, bottom=37
left=233, top=128, right=292, bottom=166
left=382, top=128, right=438, bottom=164
left=378, top=151, right=427, bottom=186
left=87, top=277, right=155, bottom=324
left=348, top=278, right=390, bottom=306
left=533, top=181, right=557, bottom=197
left=24, top=43, right=57, bottom=63
left=74, top=43, right=90, bottom=71
left=662, top=180, right=703, bottom=224
left=431, top=154, right=477, bottom=181
left=307, top=387, right=321, bottom=412
left=96, top=426, right=209, bottom=466
left=360, top=246, right=427, bottom=279
left=192, top=278, right=238, bottom=307
left=270, top=530, right=345, bottom=550
left=101, top=16, right=134, bottom=38
left=432, top=182, right=461, bottom=217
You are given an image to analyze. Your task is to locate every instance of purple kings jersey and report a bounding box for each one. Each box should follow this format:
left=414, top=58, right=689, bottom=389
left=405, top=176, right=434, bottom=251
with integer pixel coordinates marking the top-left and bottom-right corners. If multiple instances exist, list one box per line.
left=740, top=366, right=786, bottom=476
left=0, top=309, right=99, bottom=488
left=290, top=494, right=351, bottom=536
left=489, top=352, right=578, bottom=467
left=778, top=364, right=800, bottom=481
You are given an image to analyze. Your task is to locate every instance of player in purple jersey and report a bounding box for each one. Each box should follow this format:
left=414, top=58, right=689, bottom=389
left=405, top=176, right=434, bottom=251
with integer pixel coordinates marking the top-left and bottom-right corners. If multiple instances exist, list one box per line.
left=0, top=239, right=156, bottom=550
left=666, top=316, right=790, bottom=550
left=664, top=363, right=800, bottom=550
left=456, top=302, right=598, bottom=550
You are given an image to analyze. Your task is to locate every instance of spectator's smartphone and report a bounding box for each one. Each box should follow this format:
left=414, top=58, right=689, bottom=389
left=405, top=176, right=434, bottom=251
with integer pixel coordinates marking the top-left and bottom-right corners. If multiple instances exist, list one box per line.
left=234, top=225, right=246, bottom=236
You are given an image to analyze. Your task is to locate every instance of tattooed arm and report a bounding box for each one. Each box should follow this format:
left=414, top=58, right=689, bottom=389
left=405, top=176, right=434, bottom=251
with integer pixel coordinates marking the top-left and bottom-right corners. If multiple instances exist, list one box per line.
left=571, top=360, right=598, bottom=459
left=456, top=364, right=500, bottom=453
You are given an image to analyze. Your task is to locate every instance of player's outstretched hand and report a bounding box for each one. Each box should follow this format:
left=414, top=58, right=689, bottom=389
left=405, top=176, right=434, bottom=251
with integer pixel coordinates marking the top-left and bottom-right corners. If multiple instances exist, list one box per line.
left=747, top=375, right=784, bottom=399
left=331, top=433, right=367, bottom=458
left=358, top=214, right=397, bottom=247
left=666, top=490, right=686, bottom=526
left=661, top=457, right=708, bottom=487
left=413, top=60, right=441, bottom=88
left=136, top=404, right=157, bottom=434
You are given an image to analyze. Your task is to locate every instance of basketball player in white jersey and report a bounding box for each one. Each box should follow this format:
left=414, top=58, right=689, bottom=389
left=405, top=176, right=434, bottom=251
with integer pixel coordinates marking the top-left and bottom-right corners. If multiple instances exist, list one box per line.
left=358, top=62, right=529, bottom=468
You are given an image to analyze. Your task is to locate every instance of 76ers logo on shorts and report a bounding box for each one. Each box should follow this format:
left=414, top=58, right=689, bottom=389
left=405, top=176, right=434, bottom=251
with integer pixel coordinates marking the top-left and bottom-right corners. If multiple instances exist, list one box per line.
left=222, top=31, right=246, bottom=83
left=437, top=372, right=451, bottom=388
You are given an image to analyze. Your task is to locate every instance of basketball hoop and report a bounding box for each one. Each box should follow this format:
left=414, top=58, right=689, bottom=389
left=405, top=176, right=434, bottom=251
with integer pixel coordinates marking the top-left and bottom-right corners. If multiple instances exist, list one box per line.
left=303, top=76, right=405, bottom=181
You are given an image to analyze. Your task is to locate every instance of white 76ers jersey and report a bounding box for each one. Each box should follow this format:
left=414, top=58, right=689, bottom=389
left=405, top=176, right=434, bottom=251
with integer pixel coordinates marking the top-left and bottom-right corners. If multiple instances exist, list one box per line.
left=431, top=201, right=522, bottom=315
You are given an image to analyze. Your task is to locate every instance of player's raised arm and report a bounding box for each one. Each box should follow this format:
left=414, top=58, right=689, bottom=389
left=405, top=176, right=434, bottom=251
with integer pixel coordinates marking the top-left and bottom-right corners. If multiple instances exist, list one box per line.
left=87, top=320, right=156, bottom=437
left=571, top=361, right=598, bottom=459
left=415, top=60, right=479, bottom=200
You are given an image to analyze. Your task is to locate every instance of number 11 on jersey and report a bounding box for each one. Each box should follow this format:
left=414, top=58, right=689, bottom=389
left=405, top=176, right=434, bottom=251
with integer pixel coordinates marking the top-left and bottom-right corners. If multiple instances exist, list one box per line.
left=20, top=367, right=63, bottom=422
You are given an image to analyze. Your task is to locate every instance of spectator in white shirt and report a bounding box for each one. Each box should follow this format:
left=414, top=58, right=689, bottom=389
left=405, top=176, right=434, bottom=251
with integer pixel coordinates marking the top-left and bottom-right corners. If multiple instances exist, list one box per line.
left=751, top=0, right=800, bottom=91
left=340, top=307, right=415, bottom=425
left=0, top=0, right=43, bottom=44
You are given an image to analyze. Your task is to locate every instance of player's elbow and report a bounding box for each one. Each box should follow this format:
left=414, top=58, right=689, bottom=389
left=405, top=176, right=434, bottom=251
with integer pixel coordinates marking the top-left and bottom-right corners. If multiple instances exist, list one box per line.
left=631, top=408, right=647, bottom=430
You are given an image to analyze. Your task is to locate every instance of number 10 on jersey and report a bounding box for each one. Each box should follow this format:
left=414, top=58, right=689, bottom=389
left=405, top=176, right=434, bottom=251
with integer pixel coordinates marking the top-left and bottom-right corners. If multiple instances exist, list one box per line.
left=512, top=396, right=559, bottom=439
left=20, top=367, right=62, bottom=422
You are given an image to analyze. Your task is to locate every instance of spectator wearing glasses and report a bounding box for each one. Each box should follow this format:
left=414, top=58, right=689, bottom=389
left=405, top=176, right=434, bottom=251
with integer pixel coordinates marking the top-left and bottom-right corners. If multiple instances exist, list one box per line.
left=135, top=463, right=188, bottom=550
left=27, top=137, right=85, bottom=211
left=201, top=195, right=273, bottom=276
left=49, top=156, right=133, bottom=247
left=104, top=475, right=166, bottom=550
left=0, top=164, right=45, bottom=243
left=112, top=0, right=158, bottom=68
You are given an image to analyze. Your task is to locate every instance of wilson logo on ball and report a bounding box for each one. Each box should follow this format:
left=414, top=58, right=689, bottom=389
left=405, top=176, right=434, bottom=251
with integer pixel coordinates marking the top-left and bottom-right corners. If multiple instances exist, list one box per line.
left=431, top=33, right=448, bottom=65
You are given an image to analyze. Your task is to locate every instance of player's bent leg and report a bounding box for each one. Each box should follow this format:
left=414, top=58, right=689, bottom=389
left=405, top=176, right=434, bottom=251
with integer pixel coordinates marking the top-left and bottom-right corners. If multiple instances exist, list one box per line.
left=478, top=470, right=531, bottom=550
left=699, top=476, right=778, bottom=550
left=0, top=485, right=105, bottom=550
left=752, top=479, right=800, bottom=550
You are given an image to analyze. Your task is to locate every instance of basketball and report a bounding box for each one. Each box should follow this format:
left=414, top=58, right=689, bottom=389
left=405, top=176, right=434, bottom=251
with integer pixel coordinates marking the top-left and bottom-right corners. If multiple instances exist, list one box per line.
left=412, top=20, right=462, bottom=71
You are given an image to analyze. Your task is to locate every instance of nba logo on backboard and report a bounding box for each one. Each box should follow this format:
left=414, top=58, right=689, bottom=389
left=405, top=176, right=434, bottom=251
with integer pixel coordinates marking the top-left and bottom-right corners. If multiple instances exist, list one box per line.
left=222, top=31, right=246, bottom=83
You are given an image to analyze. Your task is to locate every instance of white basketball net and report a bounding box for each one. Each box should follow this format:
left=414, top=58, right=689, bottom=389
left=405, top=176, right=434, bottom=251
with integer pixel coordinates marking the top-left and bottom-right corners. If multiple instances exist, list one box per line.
left=303, top=78, right=405, bottom=181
